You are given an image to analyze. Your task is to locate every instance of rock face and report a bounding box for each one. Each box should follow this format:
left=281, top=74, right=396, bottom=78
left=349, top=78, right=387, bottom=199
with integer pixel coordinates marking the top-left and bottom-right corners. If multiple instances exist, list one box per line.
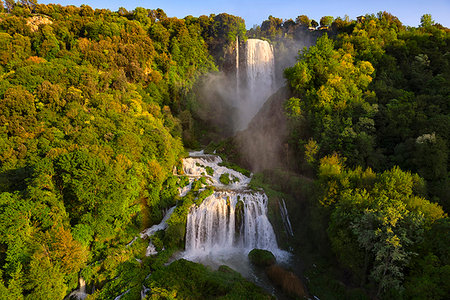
left=27, top=16, right=53, bottom=32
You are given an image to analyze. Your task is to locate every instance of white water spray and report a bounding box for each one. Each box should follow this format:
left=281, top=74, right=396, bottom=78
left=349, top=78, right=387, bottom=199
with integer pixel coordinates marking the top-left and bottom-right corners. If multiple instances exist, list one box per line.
left=236, top=36, right=240, bottom=100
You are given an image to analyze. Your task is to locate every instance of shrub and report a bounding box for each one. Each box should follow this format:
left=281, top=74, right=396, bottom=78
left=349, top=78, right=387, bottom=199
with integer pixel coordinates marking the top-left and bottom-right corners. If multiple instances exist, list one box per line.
left=219, top=173, right=230, bottom=185
left=205, top=166, right=214, bottom=176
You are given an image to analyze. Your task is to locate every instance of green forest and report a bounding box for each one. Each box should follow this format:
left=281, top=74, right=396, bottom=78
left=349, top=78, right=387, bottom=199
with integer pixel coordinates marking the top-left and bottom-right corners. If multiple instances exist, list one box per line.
left=0, top=1, right=448, bottom=299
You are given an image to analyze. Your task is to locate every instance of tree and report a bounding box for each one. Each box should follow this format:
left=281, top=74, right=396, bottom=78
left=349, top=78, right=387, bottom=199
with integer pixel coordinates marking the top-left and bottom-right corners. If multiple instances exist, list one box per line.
left=295, top=15, right=310, bottom=27
left=284, top=35, right=376, bottom=165
left=4, top=0, right=15, bottom=13
left=420, top=14, right=434, bottom=27
left=320, top=160, right=445, bottom=295
left=26, top=251, right=67, bottom=299
left=20, top=0, right=37, bottom=12
left=320, top=16, right=334, bottom=27
left=261, top=15, right=283, bottom=39
left=118, top=6, right=128, bottom=16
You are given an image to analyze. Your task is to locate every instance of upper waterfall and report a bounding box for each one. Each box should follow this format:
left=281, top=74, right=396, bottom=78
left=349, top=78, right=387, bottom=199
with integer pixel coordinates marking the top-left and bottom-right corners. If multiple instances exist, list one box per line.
left=235, top=38, right=276, bottom=131
left=245, top=39, right=275, bottom=99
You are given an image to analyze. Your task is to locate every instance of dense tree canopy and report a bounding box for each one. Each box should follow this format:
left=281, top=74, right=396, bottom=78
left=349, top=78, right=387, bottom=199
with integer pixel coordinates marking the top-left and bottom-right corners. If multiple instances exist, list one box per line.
left=0, top=2, right=225, bottom=298
left=284, top=12, right=449, bottom=299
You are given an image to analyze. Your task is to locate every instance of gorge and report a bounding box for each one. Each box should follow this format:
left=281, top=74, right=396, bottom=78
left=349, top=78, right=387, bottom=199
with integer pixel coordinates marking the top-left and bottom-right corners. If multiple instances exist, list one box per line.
left=1, top=5, right=447, bottom=300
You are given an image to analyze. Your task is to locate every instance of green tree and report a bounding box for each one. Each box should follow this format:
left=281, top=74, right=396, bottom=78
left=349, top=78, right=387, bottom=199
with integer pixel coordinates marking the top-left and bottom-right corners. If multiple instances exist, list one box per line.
left=320, top=158, right=445, bottom=295
left=320, top=16, right=334, bottom=27
left=4, top=0, right=15, bottom=13
left=295, top=15, right=310, bottom=27
left=285, top=35, right=376, bottom=166
left=420, top=14, right=434, bottom=27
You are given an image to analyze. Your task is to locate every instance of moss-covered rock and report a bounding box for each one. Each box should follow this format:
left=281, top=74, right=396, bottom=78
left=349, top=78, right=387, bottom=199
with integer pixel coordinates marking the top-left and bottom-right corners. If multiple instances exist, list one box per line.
left=205, top=166, right=214, bottom=176
left=248, top=249, right=276, bottom=267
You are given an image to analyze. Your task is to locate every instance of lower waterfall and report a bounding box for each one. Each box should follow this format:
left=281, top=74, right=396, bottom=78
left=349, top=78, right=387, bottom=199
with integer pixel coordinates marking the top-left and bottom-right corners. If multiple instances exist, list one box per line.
left=186, top=190, right=277, bottom=253
left=180, top=151, right=289, bottom=272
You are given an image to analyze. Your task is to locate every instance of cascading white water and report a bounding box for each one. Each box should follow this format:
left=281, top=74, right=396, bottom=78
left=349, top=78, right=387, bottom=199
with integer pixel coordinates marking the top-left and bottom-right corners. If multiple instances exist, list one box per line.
left=279, top=199, right=294, bottom=237
left=68, top=277, right=87, bottom=300
left=140, top=206, right=176, bottom=256
left=235, top=39, right=276, bottom=131
left=185, top=191, right=277, bottom=253
left=246, top=39, right=275, bottom=97
left=181, top=151, right=288, bottom=267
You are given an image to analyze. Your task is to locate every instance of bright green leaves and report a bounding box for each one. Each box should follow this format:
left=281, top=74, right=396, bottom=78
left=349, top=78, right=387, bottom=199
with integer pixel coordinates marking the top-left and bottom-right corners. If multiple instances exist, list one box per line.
left=304, top=138, right=319, bottom=164
left=285, top=34, right=376, bottom=167
left=55, top=150, right=140, bottom=240
left=284, top=97, right=302, bottom=117
left=319, top=159, right=445, bottom=295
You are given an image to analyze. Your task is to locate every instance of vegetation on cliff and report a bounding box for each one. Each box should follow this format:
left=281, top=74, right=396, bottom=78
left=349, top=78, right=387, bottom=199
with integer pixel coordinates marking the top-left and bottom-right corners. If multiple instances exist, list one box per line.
left=0, top=1, right=448, bottom=299
left=282, top=12, right=449, bottom=299
left=0, top=2, right=253, bottom=298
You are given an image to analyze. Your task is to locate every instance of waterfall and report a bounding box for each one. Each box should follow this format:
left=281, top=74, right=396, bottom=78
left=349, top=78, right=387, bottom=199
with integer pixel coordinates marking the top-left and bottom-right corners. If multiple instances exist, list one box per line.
left=182, top=151, right=288, bottom=265
left=68, top=277, right=87, bottom=300
left=245, top=39, right=275, bottom=98
left=140, top=206, right=176, bottom=256
left=186, top=191, right=277, bottom=253
left=278, top=199, right=294, bottom=237
left=235, top=39, right=276, bottom=131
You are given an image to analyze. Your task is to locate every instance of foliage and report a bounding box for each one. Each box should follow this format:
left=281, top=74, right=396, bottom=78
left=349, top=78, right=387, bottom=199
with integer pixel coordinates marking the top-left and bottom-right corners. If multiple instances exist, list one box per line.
left=205, top=165, right=214, bottom=176
left=420, top=14, right=434, bottom=27
left=333, top=12, right=450, bottom=209
left=318, top=156, right=445, bottom=296
left=285, top=34, right=377, bottom=168
left=218, top=161, right=251, bottom=177
left=185, top=13, right=246, bottom=70
left=320, top=16, right=334, bottom=27
left=219, top=173, right=231, bottom=185
left=0, top=2, right=223, bottom=298
left=145, top=259, right=273, bottom=299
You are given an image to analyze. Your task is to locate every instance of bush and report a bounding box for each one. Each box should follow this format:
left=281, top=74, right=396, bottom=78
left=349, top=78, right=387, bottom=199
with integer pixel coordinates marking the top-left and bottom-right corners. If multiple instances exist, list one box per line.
left=219, top=162, right=251, bottom=177
left=147, top=259, right=273, bottom=299
left=219, top=173, right=231, bottom=184
left=205, top=166, right=214, bottom=176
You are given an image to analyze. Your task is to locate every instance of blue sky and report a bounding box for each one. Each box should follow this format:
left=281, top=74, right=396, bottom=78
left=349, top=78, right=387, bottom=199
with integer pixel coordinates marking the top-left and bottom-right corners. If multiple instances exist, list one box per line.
left=40, top=0, right=450, bottom=28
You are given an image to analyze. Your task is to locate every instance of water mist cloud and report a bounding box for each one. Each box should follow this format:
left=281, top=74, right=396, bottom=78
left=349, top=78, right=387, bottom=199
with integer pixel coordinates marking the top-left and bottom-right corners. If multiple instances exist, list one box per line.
left=196, top=34, right=317, bottom=171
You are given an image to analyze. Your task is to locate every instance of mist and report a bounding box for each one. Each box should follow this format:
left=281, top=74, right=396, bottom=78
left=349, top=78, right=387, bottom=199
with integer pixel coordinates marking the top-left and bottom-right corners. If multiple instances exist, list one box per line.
left=196, top=34, right=317, bottom=171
